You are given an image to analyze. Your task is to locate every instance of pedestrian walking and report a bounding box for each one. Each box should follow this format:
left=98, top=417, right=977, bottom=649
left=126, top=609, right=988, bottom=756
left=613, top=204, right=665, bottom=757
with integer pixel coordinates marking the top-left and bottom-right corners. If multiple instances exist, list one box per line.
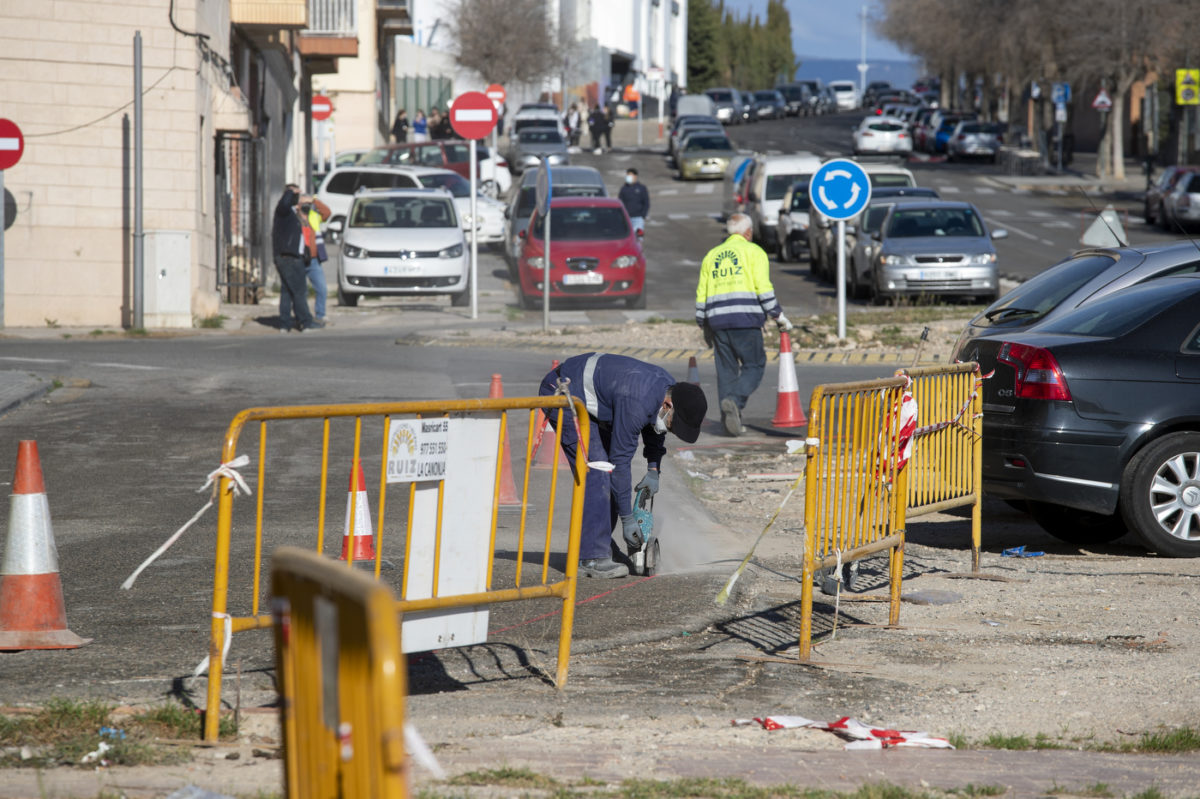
left=538, top=353, right=707, bottom=578
left=390, top=108, right=409, bottom=143
left=303, top=196, right=332, bottom=324
left=271, top=184, right=320, bottom=333
left=588, top=105, right=609, bottom=154
left=618, top=168, right=650, bottom=235
left=412, top=110, right=429, bottom=142
left=566, top=103, right=582, bottom=147
left=694, top=213, right=792, bottom=436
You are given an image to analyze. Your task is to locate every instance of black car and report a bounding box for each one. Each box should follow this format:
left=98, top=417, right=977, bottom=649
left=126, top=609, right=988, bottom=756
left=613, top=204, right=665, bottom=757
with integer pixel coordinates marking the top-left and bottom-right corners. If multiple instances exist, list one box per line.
left=952, top=243, right=1200, bottom=364
left=969, top=274, right=1200, bottom=556
left=752, top=90, right=788, bottom=120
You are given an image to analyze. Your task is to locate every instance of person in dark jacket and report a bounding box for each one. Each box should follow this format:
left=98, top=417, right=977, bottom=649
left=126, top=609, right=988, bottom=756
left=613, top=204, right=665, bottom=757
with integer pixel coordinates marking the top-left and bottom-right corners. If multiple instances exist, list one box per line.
left=390, top=108, right=409, bottom=143
left=588, top=105, right=610, bottom=153
left=618, top=168, right=650, bottom=234
left=271, top=184, right=318, bottom=332
left=538, top=353, right=708, bottom=578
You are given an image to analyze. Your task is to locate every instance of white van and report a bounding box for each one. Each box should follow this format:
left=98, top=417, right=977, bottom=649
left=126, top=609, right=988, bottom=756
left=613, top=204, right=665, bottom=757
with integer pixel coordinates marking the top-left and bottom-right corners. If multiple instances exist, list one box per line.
left=743, top=152, right=823, bottom=254
left=829, top=81, right=860, bottom=111
left=675, top=93, right=717, bottom=119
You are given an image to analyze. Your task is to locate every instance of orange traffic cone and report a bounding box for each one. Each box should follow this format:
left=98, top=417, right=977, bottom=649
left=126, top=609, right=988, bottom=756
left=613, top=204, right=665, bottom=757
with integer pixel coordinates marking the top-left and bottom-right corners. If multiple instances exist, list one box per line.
left=339, top=460, right=377, bottom=563
left=687, top=356, right=700, bottom=385
left=489, top=374, right=522, bottom=506
left=771, top=331, right=808, bottom=428
left=0, top=441, right=90, bottom=650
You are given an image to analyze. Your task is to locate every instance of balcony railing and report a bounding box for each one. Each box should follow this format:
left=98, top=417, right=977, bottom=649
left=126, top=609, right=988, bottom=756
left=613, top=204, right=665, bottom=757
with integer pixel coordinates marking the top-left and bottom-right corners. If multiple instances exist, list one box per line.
left=306, top=0, right=356, bottom=36
left=377, top=0, right=413, bottom=32
left=230, top=0, right=307, bottom=28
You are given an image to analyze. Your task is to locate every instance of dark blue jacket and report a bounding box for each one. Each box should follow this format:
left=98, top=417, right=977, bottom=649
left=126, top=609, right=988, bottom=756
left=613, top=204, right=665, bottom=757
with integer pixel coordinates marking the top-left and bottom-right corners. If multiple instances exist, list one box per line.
left=272, top=188, right=303, bottom=258
left=556, top=353, right=670, bottom=516
left=618, top=181, right=651, bottom=218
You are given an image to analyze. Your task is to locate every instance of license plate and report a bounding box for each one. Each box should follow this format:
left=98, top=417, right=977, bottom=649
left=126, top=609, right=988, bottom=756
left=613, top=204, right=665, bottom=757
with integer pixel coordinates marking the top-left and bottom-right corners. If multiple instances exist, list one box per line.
left=383, top=263, right=421, bottom=275
left=563, top=272, right=603, bottom=285
left=918, top=270, right=959, bottom=280
left=700, top=164, right=721, bottom=173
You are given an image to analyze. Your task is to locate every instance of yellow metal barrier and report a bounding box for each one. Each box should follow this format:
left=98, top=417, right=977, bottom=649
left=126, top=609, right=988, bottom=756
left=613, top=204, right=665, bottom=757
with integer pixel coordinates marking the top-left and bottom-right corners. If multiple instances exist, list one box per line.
left=895, top=363, right=984, bottom=571
left=203, top=396, right=589, bottom=741
left=272, top=547, right=408, bottom=799
left=800, top=377, right=911, bottom=660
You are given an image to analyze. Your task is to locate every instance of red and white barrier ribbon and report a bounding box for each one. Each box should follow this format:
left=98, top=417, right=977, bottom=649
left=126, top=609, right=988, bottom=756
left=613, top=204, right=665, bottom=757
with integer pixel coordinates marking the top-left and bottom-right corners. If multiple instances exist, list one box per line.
left=732, top=714, right=954, bottom=749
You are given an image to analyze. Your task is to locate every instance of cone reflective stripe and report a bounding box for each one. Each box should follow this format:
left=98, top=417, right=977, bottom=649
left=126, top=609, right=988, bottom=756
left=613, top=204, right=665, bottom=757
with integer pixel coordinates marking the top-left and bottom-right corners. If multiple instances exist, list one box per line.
left=687, top=356, right=700, bottom=385
left=489, top=374, right=522, bottom=505
left=771, top=331, right=807, bottom=428
left=0, top=440, right=90, bottom=650
left=339, top=460, right=377, bottom=562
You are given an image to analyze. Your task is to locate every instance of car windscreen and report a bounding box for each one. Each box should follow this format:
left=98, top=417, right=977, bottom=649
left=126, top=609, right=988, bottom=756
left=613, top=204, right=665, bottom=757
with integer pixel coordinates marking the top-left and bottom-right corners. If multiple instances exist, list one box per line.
left=685, top=136, right=732, bottom=152
left=754, top=92, right=777, bottom=102
left=1186, top=175, right=1200, bottom=193
left=867, top=122, right=905, bottom=132
left=350, top=197, right=456, bottom=228
left=766, top=173, right=809, bottom=201
left=886, top=207, right=985, bottom=237
left=516, top=185, right=605, bottom=215
left=443, top=144, right=470, bottom=163
left=787, top=185, right=811, bottom=211
left=532, top=206, right=629, bottom=241
left=871, top=173, right=916, bottom=188
left=959, top=123, right=984, bottom=134
left=706, top=91, right=734, bottom=103
left=1033, top=280, right=1191, bottom=339
left=519, top=129, right=564, bottom=144
left=514, top=118, right=556, bottom=133
left=977, top=254, right=1117, bottom=325
left=418, top=173, right=470, bottom=198
left=862, top=205, right=892, bottom=234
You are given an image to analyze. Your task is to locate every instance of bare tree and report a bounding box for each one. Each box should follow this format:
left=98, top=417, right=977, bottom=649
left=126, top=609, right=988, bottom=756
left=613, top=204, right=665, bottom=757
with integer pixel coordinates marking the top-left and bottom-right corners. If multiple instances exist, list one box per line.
left=447, top=0, right=563, bottom=89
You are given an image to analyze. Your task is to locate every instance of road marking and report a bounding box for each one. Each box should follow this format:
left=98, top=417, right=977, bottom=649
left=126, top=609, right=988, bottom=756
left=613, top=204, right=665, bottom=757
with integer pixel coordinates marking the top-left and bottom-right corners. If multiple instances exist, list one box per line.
left=675, top=258, right=701, bottom=266
left=658, top=188, right=679, bottom=196
left=1041, top=220, right=1073, bottom=229
left=1027, top=210, right=1052, bottom=218
left=1041, top=239, right=1055, bottom=246
left=694, top=183, right=715, bottom=194
left=935, top=185, right=961, bottom=193
left=986, top=217, right=1040, bottom=241
left=91, top=362, right=164, bottom=370
left=988, top=209, right=1013, bottom=216
left=648, top=219, right=667, bottom=227
left=668, top=213, right=689, bottom=220
left=0, top=356, right=66, bottom=364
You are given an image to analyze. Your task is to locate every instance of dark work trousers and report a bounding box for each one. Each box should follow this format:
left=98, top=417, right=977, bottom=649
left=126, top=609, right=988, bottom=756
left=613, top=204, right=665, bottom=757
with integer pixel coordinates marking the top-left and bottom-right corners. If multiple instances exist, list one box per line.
left=538, top=373, right=619, bottom=561
left=275, top=253, right=313, bottom=331
left=712, top=327, right=766, bottom=411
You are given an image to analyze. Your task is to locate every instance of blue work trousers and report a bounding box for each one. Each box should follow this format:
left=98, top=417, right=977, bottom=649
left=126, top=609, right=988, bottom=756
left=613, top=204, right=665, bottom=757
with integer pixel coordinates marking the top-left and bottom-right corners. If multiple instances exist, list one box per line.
left=275, top=253, right=313, bottom=331
left=712, top=326, right=766, bottom=411
left=306, top=257, right=327, bottom=319
left=538, top=373, right=619, bottom=561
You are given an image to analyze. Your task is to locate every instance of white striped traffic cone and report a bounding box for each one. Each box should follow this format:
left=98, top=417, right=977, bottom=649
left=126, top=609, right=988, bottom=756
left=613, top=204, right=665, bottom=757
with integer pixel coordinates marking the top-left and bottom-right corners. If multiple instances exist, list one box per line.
left=771, top=331, right=808, bottom=428
left=0, top=441, right=90, bottom=650
left=339, top=460, right=377, bottom=563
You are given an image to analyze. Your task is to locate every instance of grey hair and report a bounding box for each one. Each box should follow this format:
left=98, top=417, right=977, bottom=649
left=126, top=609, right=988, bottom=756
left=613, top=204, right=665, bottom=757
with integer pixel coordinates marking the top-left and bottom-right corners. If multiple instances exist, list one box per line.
left=726, top=213, right=752, bottom=237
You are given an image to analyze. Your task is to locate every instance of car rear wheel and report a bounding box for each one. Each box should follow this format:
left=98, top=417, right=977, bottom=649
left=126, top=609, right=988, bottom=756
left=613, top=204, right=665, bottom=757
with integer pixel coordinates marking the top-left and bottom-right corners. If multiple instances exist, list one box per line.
left=337, top=285, right=359, bottom=307
left=1028, top=501, right=1128, bottom=545
left=1119, top=432, right=1200, bottom=557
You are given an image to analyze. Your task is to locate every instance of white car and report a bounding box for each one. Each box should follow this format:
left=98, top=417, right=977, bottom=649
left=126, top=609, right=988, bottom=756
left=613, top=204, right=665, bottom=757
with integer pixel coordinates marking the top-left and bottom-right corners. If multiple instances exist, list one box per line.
left=852, top=117, right=913, bottom=156
left=337, top=188, right=468, bottom=307
left=742, top=152, right=822, bottom=254
left=317, top=164, right=506, bottom=246
left=829, top=80, right=859, bottom=110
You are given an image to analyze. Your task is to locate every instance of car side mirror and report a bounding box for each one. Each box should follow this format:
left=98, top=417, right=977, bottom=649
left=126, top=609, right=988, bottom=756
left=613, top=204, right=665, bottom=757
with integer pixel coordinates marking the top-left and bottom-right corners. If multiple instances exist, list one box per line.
left=518, top=230, right=526, bottom=239
left=326, top=218, right=343, bottom=234
left=991, top=229, right=1008, bottom=240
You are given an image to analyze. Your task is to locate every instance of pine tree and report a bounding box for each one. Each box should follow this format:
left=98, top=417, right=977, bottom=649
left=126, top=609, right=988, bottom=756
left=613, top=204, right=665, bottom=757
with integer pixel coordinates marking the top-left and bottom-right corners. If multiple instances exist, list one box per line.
left=687, top=0, right=723, bottom=90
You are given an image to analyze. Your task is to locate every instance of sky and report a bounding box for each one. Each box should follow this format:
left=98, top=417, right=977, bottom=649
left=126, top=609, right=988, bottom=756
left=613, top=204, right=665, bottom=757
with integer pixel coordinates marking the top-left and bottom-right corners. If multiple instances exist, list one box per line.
left=720, top=0, right=913, bottom=63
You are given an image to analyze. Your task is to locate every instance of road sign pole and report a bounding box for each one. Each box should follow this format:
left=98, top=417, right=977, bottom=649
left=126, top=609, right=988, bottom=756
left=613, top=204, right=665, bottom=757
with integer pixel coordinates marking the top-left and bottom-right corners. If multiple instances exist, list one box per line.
left=133, top=30, right=144, bottom=331
left=490, top=127, right=497, bottom=195
left=543, top=199, right=551, bottom=333
left=0, top=169, right=5, bottom=328
left=836, top=219, right=847, bottom=340
left=469, top=139, right=478, bottom=320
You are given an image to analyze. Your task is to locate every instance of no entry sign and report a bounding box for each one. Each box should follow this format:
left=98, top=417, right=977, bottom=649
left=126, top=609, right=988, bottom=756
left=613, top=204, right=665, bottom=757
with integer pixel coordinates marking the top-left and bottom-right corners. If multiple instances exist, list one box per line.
left=485, top=83, right=506, bottom=107
left=449, top=91, right=498, bottom=140
left=0, top=119, right=24, bottom=171
left=312, top=95, right=333, bottom=121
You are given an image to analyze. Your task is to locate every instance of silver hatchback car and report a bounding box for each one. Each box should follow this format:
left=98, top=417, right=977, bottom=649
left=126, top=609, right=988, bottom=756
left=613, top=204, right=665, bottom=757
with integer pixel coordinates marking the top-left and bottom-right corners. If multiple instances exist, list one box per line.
left=871, top=200, right=1007, bottom=303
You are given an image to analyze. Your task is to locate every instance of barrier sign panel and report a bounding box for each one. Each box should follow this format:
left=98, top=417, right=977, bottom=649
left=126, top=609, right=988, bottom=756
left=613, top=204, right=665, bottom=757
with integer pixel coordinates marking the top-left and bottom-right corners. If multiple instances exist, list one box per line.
left=386, top=419, right=449, bottom=483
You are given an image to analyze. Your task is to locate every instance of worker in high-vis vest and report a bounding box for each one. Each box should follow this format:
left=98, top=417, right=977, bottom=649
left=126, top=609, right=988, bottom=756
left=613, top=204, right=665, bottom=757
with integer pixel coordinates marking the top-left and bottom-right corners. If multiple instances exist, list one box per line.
left=538, top=353, right=708, bottom=579
left=695, top=213, right=793, bottom=437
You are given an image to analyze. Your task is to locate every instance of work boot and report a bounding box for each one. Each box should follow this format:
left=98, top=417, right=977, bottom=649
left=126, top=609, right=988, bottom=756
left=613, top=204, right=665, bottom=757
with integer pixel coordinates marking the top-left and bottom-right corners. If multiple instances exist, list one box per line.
left=579, top=557, right=629, bottom=579
left=721, top=398, right=741, bottom=437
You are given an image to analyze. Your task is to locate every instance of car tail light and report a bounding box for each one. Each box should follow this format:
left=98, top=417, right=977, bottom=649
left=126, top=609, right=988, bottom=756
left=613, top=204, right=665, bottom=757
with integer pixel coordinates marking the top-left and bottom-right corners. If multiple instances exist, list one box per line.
left=997, top=342, right=1071, bottom=401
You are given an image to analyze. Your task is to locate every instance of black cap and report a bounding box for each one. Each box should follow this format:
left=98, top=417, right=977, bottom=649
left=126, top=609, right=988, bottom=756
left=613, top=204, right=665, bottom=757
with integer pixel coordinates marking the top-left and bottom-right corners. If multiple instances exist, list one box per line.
left=669, top=382, right=707, bottom=444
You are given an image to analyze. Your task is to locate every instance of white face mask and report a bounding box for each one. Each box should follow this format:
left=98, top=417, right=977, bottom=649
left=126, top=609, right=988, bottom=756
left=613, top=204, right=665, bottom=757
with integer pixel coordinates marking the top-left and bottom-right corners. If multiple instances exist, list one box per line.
left=625, top=174, right=634, bottom=184
left=653, top=407, right=669, bottom=434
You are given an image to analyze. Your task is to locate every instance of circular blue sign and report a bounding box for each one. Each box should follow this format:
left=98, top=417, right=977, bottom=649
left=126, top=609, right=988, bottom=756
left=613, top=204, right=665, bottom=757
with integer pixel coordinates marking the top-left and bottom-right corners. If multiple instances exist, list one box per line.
left=808, top=158, right=872, bottom=221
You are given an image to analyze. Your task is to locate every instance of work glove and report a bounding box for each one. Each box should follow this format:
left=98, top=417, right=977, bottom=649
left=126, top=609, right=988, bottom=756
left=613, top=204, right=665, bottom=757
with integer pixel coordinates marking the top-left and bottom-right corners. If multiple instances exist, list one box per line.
left=775, top=313, right=794, bottom=332
left=621, top=514, right=646, bottom=549
left=635, top=469, right=660, bottom=497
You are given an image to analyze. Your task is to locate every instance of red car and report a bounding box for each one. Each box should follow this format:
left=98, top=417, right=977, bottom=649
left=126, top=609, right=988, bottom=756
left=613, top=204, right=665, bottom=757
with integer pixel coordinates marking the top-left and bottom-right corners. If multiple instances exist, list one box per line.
left=517, top=197, right=646, bottom=309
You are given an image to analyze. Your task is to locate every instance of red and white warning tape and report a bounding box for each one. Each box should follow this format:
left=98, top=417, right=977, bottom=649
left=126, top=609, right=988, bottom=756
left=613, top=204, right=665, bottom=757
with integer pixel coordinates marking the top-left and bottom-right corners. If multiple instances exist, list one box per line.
left=733, top=714, right=954, bottom=749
